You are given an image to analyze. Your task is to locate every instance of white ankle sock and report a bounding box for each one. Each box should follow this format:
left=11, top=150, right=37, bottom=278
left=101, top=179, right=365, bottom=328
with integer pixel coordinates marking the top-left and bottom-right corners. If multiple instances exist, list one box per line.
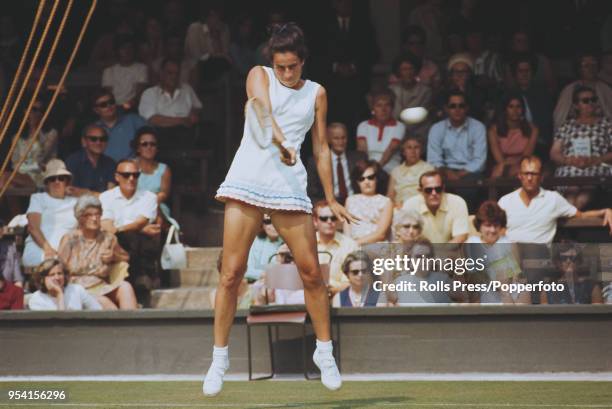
left=316, top=339, right=333, bottom=352
left=213, top=345, right=228, bottom=354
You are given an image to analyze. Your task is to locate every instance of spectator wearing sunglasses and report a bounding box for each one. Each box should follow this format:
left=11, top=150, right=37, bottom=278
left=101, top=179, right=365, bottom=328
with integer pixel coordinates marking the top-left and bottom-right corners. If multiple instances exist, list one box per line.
left=92, top=89, right=146, bottom=162
left=498, top=156, right=612, bottom=244
left=22, top=160, right=78, bottom=267
left=100, top=159, right=160, bottom=306
left=401, top=170, right=469, bottom=244
left=244, top=214, right=283, bottom=281
left=11, top=96, right=58, bottom=188
left=133, top=127, right=174, bottom=223
left=550, top=85, right=612, bottom=210
left=313, top=200, right=359, bottom=294
left=344, top=161, right=393, bottom=245
left=65, top=124, right=116, bottom=197
left=540, top=241, right=602, bottom=304
left=427, top=90, right=487, bottom=210
left=553, top=53, right=612, bottom=131
left=332, top=251, right=381, bottom=307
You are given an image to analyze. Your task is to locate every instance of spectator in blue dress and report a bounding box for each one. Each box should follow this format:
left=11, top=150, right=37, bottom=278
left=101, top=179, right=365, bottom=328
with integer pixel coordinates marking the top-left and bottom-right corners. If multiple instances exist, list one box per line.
left=92, top=89, right=146, bottom=162
left=245, top=214, right=283, bottom=281
left=133, top=127, right=173, bottom=224
left=65, top=124, right=116, bottom=197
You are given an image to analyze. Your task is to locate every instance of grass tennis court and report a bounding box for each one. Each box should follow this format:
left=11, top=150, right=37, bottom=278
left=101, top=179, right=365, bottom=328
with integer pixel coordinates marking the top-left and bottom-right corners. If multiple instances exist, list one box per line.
left=2, top=381, right=612, bottom=408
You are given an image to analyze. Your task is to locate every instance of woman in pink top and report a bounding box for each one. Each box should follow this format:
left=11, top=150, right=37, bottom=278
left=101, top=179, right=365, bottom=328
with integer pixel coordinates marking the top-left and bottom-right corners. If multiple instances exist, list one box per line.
left=488, top=93, right=538, bottom=178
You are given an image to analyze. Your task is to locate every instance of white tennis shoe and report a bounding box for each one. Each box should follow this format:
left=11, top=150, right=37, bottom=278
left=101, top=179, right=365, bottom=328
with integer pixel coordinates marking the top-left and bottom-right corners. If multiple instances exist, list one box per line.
left=313, top=348, right=342, bottom=390
left=202, top=355, right=229, bottom=396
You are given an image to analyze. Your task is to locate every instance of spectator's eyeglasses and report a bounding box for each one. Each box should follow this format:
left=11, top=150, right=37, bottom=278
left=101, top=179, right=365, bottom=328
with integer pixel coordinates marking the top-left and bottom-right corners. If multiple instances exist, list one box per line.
left=262, top=218, right=272, bottom=225
left=318, top=215, right=338, bottom=223
left=139, top=141, right=157, bottom=148
left=579, top=97, right=598, bottom=104
left=447, top=103, right=467, bottom=109
left=559, top=255, right=577, bottom=263
left=423, top=186, right=443, bottom=194
left=95, top=98, right=115, bottom=108
left=401, top=224, right=420, bottom=229
left=357, top=174, right=376, bottom=182
left=349, top=269, right=366, bottom=276
left=87, top=135, right=108, bottom=143
left=117, top=171, right=140, bottom=179
left=46, top=175, right=70, bottom=183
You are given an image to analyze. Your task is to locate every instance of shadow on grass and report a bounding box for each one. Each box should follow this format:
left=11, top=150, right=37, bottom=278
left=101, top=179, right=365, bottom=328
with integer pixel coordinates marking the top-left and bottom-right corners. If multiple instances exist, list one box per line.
left=244, top=396, right=411, bottom=409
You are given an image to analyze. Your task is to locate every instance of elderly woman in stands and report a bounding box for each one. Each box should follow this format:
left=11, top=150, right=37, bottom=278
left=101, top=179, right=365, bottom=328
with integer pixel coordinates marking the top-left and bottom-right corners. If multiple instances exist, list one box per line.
left=10, top=96, right=58, bottom=188
left=550, top=85, right=612, bottom=210
left=28, top=259, right=102, bottom=311
left=394, top=209, right=424, bottom=244
left=332, top=251, right=382, bottom=307
left=356, top=89, right=406, bottom=174
left=344, top=160, right=393, bottom=245
left=58, top=195, right=136, bottom=310
left=22, top=160, right=77, bottom=268
left=540, top=241, right=603, bottom=304
left=387, top=136, right=434, bottom=207
left=488, top=92, right=538, bottom=178
left=133, top=126, right=173, bottom=221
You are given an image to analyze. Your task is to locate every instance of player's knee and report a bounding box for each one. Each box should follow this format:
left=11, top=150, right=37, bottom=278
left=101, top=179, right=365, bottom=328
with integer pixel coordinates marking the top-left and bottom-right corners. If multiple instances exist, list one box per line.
left=219, top=262, right=246, bottom=291
left=299, top=264, right=324, bottom=290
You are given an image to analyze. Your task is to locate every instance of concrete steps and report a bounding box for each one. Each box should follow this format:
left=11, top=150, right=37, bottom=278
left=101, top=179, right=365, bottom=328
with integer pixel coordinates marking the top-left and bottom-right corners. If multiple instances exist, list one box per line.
left=154, top=247, right=222, bottom=309
left=151, top=287, right=215, bottom=309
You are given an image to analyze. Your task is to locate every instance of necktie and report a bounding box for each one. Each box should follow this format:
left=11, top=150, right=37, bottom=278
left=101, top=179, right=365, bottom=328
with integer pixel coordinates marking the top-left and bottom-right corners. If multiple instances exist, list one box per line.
left=337, top=156, right=348, bottom=204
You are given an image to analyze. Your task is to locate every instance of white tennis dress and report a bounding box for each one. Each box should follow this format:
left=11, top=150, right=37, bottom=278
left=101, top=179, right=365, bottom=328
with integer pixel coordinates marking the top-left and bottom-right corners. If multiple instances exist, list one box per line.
left=216, top=66, right=320, bottom=213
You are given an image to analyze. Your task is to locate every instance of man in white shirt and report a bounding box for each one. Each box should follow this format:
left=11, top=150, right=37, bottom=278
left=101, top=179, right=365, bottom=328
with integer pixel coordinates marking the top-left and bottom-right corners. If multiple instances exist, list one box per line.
left=498, top=156, right=612, bottom=244
left=307, top=123, right=366, bottom=204
left=139, top=58, right=202, bottom=128
left=313, top=200, right=360, bottom=294
left=101, top=35, right=148, bottom=110
left=100, top=159, right=161, bottom=305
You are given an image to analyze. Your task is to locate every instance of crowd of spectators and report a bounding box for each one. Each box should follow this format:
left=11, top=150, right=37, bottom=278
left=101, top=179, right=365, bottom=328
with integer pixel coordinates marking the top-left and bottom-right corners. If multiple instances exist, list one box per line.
left=1, top=0, right=612, bottom=310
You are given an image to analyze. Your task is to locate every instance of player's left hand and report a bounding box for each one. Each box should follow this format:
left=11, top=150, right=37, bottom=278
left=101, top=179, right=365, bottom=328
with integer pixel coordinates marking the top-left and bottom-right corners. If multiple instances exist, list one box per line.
left=329, top=199, right=360, bottom=225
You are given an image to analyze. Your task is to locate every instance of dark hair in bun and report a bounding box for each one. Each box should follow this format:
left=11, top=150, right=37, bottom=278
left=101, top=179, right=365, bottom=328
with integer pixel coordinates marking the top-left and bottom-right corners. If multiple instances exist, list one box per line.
left=267, top=22, right=308, bottom=61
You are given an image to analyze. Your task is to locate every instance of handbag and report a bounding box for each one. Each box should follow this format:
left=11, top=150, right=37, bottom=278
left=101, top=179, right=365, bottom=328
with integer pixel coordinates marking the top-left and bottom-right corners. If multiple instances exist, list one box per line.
left=161, top=225, right=187, bottom=270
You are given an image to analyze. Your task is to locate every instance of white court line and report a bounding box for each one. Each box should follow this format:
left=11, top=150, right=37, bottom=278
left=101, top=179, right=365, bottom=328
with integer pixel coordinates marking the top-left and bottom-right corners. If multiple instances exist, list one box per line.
left=2, top=372, right=612, bottom=382
left=1, top=403, right=612, bottom=408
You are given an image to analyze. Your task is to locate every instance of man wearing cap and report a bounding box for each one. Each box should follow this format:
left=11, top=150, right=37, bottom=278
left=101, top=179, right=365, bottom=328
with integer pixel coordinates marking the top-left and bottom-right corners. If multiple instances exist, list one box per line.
left=65, top=124, right=116, bottom=197
left=100, top=159, right=160, bottom=304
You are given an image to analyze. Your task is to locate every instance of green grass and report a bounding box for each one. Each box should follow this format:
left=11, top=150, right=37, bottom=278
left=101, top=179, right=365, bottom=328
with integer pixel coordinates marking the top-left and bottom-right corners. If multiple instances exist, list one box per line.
left=1, top=381, right=612, bottom=408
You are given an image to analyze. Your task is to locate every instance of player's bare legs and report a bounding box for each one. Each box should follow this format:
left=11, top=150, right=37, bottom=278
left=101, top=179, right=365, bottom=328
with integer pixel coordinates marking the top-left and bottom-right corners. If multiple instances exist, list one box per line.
left=203, top=200, right=263, bottom=396
left=271, top=211, right=341, bottom=390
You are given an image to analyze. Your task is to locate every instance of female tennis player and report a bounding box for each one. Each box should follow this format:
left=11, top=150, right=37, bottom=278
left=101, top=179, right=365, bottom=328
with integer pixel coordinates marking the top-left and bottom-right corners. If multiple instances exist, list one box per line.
left=204, top=23, right=356, bottom=396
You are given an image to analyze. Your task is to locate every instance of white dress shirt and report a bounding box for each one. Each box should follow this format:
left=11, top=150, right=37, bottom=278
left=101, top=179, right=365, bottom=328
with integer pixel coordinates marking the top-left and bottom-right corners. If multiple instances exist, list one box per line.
left=138, top=84, right=202, bottom=120
left=100, top=187, right=158, bottom=227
